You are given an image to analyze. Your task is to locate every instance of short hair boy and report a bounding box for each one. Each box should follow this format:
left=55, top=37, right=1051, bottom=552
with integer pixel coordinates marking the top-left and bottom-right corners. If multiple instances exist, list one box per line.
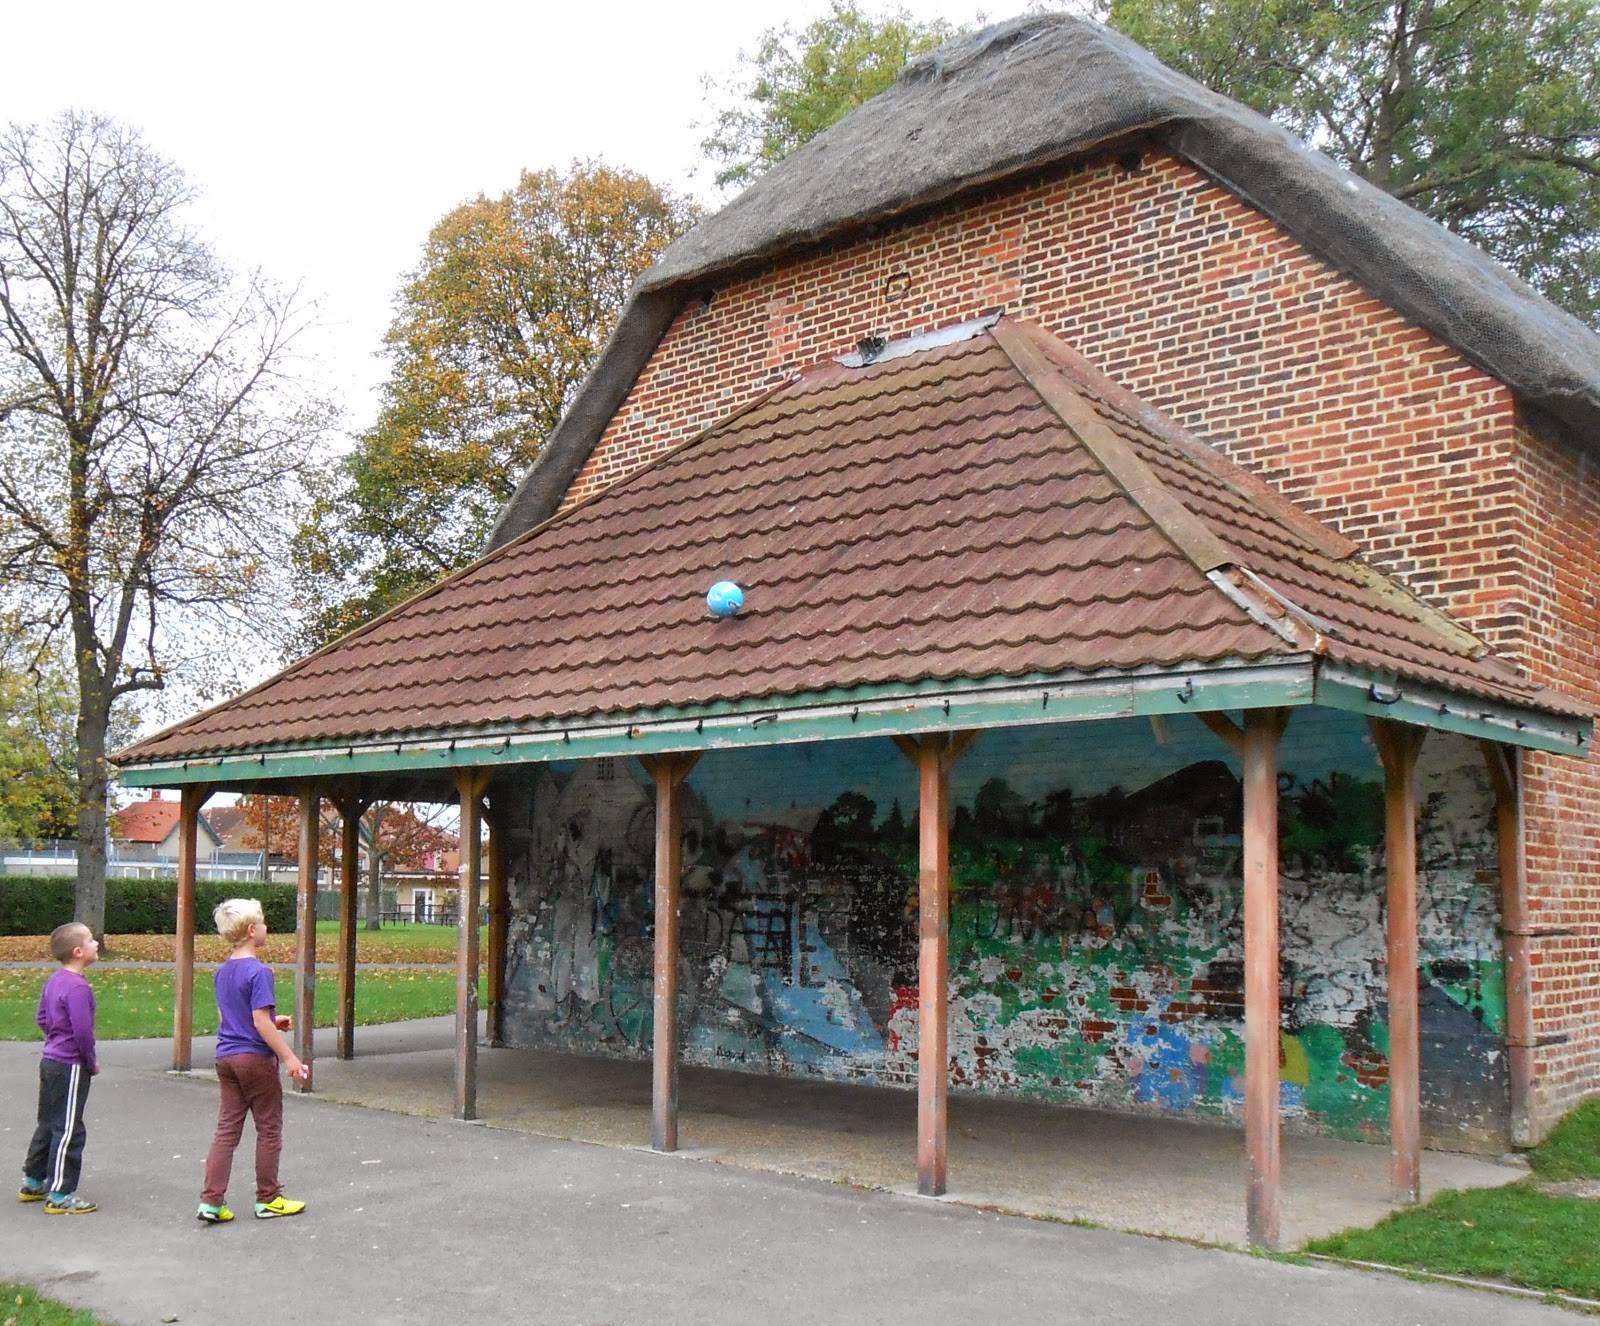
left=19, top=921, right=100, bottom=1214
left=198, top=898, right=309, bottom=1223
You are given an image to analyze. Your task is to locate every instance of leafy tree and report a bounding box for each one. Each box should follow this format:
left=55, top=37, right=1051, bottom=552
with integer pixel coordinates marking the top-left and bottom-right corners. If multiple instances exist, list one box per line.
left=0, top=629, right=78, bottom=845
left=295, top=162, right=696, bottom=649
left=699, top=1, right=962, bottom=188
left=1103, top=0, right=1600, bottom=322
left=0, top=112, right=334, bottom=936
left=238, top=795, right=455, bottom=929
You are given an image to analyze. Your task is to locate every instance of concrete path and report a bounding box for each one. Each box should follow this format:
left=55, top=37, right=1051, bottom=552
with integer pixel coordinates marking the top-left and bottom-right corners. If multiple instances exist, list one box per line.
left=1, top=1026, right=1570, bottom=1326
left=298, top=1018, right=1525, bottom=1247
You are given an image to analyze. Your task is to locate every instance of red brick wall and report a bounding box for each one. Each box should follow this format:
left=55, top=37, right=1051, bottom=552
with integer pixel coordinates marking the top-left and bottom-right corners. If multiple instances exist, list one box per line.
left=1516, top=425, right=1600, bottom=1128
left=565, top=148, right=1599, bottom=1133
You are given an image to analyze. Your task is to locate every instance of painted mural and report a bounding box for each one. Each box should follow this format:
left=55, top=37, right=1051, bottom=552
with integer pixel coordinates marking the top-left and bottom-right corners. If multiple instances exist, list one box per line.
left=500, top=710, right=1509, bottom=1149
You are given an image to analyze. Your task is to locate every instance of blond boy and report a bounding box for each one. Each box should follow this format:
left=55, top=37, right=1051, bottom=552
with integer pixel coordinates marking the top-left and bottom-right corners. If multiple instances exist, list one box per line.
left=197, top=898, right=309, bottom=1223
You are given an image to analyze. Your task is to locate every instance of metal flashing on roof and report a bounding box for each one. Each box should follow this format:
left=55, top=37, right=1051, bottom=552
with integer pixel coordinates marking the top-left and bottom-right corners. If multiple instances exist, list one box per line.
left=835, top=314, right=1000, bottom=368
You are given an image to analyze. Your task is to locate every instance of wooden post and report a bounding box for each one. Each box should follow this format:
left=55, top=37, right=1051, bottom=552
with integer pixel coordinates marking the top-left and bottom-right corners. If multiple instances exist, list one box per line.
left=484, top=800, right=509, bottom=1048
left=893, top=730, right=976, bottom=1198
left=335, top=792, right=368, bottom=1061
left=641, top=752, right=699, bottom=1152
left=173, top=784, right=212, bottom=1072
left=1372, top=717, right=1426, bottom=1204
left=455, top=771, right=490, bottom=1121
left=293, top=788, right=320, bottom=1093
left=1222, top=709, right=1286, bottom=1249
left=1482, top=742, right=1534, bottom=1146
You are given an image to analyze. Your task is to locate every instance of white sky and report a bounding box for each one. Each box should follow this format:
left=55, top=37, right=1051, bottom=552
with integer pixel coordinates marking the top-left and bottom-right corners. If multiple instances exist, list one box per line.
left=5, top=0, right=994, bottom=437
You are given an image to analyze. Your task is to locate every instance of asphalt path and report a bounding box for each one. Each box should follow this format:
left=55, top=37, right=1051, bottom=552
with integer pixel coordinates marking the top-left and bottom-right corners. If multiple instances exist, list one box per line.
left=0, top=1031, right=1576, bottom=1326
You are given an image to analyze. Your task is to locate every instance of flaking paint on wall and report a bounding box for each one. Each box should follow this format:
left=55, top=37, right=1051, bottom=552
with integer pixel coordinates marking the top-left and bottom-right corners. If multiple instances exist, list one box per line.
left=501, top=710, right=1509, bottom=1148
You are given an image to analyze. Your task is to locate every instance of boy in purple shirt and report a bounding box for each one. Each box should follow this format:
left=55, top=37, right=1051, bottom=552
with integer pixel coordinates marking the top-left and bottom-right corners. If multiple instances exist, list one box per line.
left=20, top=921, right=100, bottom=1214
left=198, top=898, right=309, bottom=1223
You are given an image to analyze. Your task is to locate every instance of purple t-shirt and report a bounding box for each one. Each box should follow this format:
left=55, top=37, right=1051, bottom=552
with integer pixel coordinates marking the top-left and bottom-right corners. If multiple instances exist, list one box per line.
left=37, top=968, right=97, bottom=1073
left=214, top=956, right=277, bottom=1058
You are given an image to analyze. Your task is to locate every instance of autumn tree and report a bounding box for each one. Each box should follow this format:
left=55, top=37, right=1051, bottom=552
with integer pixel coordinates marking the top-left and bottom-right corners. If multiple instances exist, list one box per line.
left=1103, top=0, right=1600, bottom=321
left=699, top=1, right=961, bottom=188
left=0, top=112, right=335, bottom=937
left=0, top=622, right=79, bottom=845
left=238, top=795, right=455, bottom=929
left=294, top=161, right=696, bottom=650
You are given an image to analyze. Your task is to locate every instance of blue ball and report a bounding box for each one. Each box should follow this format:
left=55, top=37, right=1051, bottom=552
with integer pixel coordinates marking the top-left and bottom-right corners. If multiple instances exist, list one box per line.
left=707, top=580, right=744, bottom=618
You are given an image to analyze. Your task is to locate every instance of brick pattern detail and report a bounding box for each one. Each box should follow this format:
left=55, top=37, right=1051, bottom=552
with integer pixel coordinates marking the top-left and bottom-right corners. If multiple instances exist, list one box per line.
left=565, top=149, right=1600, bottom=1133
left=1517, top=425, right=1600, bottom=1128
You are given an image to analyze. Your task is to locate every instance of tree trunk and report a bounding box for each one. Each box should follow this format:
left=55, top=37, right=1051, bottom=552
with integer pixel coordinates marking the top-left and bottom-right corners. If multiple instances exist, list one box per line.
left=74, top=699, right=110, bottom=943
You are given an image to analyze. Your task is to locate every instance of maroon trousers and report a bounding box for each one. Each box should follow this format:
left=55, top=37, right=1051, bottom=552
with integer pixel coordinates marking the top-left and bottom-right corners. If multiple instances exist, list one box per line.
left=202, top=1052, right=284, bottom=1206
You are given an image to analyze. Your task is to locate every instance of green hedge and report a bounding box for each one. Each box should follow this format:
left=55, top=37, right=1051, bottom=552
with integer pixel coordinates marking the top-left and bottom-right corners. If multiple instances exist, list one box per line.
left=0, top=876, right=298, bottom=936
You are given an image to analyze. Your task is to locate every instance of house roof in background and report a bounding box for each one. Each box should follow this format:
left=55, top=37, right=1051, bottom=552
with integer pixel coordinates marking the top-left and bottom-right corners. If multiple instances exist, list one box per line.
left=110, top=796, right=221, bottom=844
left=491, top=13, right=1600, bottom=548
left=114, top=317, right=1584, bottom=772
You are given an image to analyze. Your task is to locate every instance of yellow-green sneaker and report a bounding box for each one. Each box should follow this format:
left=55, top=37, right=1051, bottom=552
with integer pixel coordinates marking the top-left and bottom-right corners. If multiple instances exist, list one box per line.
left=18, top=1181, right=45, bottom=1203
left=44, top=1193, right=96, bottom=1215
left=254, top=1195, right=305, bottom=1219
left=197, top=1203, right=234, bottom=1223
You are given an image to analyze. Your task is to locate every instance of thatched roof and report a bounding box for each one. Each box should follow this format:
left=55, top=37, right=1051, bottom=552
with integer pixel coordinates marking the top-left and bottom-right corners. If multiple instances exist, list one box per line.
left=490, top=12, right=1600, bottom=550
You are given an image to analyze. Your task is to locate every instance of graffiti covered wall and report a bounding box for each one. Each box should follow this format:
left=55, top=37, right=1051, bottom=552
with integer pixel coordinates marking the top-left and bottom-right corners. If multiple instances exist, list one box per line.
left=500, top=710, right=1510, bottom=1149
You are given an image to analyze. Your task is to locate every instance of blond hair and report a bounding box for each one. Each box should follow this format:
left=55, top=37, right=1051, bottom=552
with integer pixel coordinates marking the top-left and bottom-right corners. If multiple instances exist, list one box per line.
left=49, top=922, right=92, bottom=963
left=213, top=898, right=265, bottom=947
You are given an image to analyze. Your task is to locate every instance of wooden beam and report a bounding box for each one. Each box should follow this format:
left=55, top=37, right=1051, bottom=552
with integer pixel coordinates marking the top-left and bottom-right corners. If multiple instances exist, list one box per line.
left=293, top=788, right=320, bottom=1093
left=334, top=793, right=369, bottom=1060
left=1481, top=742, right=1534, bottom=1146
left=1371, top=718, right=1426, bottom=1204
left=172, top=784, right=212, bottom=1072
left=454, top=769, right=490, bottom=1120
left=484, top=798, right=508, bottom=1048
left=1242, top=708, right=1288, bottom=1248
left=648, top=753, right=691, bottom=1152
left=1199, top=710, right=1245, bottom=758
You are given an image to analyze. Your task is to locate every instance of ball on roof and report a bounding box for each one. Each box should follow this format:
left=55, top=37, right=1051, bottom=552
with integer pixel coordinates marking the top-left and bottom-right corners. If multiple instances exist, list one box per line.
left=707, top=581, right=744, bottom=618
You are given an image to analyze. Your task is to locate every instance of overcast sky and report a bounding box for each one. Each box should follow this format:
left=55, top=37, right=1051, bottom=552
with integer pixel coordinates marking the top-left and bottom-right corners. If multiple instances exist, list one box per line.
left=6, top=0, right=993, bottom=437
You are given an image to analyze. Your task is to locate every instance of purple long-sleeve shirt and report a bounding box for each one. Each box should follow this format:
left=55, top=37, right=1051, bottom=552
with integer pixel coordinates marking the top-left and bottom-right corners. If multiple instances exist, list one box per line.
left=37, top=968, right=97, bottom=1074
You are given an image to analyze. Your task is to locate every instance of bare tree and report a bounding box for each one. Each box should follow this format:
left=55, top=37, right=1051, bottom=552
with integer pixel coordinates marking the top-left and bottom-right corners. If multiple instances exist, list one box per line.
left=0, top=111, right=334, bottom=937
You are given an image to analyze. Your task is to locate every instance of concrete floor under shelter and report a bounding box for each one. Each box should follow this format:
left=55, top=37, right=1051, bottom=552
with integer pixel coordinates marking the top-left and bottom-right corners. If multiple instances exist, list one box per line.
left=257, top=1015, right=1526, bottom=1248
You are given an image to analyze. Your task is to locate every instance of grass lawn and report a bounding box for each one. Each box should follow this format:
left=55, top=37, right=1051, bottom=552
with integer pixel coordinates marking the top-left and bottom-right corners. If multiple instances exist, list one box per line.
left=0, top=921, right=480, bottom=966
left=0, top=1282, right=111, bottom=1326
left=0, top=967, right=485, bottom=1041
left=1305, top=1100, right=1600, bottom=1301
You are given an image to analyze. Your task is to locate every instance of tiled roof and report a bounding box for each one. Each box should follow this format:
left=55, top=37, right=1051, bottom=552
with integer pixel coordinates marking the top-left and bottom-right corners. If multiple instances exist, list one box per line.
left=117, top=319, right=1575, bottom=765
left=111, top=797, right=183, bottom=843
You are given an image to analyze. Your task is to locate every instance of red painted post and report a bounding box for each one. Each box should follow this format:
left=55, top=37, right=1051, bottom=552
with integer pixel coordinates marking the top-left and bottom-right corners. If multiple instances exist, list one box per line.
left=651, top=756, right=684, bottom=1152
left=455, top=772, right=484, bottom=1121
left=337, top=801, right=361, bottom=1060
left=486, top=804, right=508, bottom=1048
left=173, top=785, right=210, bottom=1072
left=1372, top=718, right=1425, bottom=1203
left=294, top=789, right=319, bottom=1093
left=1242, top=709, right=1286, bottom=1249
left=917, top=734, right=951, bottom=1197
left=1482, top=743, right=1534, bottom=1145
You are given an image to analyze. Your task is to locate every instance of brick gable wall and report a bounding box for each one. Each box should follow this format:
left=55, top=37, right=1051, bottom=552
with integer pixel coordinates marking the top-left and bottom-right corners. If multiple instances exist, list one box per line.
left=565, top=148, right=1600, bottom=1133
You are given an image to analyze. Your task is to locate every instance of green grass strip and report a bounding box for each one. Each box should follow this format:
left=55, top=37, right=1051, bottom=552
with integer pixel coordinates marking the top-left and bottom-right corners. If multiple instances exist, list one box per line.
left=0, top=1281, right=113, bottom=1325
left=0, top=968, right=483, bottom=1042
left=1307, top=1183, right=1600, bottom=1300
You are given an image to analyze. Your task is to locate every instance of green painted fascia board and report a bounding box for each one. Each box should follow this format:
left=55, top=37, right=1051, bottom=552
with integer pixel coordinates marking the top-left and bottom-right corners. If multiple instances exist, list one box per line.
left=115, top=657, right=1588, bottom=792
left=1313, top=663, right=1592, bottom=755
left=116, top=661, right=1317, bottom=789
